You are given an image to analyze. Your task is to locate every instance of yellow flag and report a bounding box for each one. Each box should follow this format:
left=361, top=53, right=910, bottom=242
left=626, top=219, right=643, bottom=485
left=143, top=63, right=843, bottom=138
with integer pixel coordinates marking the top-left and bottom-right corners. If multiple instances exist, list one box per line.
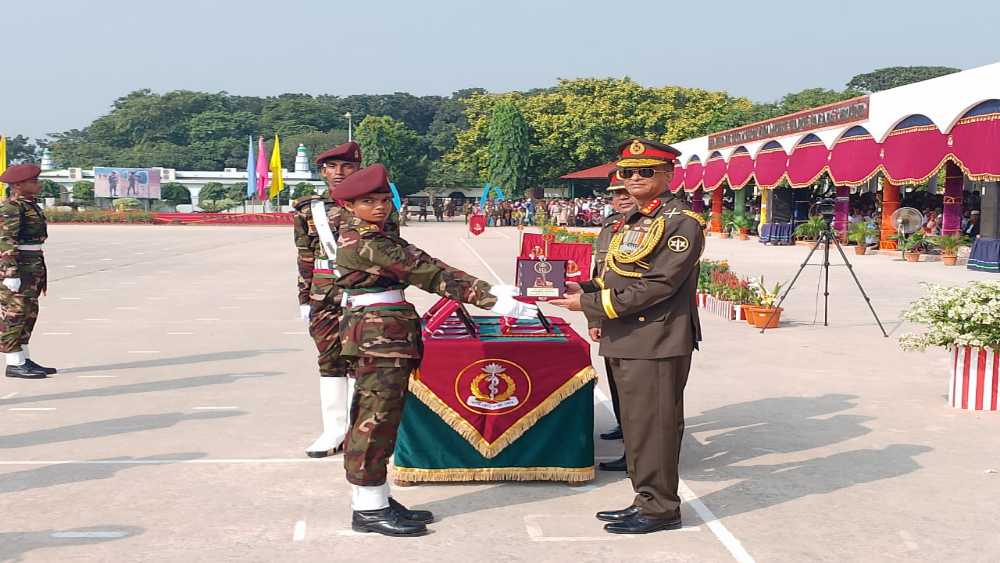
left=268, top=135, right=284, bottom=199
left=0, top=136, right=7, bottom=200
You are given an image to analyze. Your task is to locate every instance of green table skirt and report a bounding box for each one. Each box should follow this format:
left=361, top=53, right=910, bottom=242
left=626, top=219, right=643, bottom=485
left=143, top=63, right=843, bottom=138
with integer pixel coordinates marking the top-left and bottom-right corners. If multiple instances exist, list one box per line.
left=393, top=381, right=595, bottom=483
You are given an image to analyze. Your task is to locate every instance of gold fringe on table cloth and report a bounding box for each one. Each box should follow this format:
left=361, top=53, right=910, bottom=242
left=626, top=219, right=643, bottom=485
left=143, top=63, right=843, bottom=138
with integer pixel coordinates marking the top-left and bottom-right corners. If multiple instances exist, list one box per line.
left=392, top=465, right=595, bottom=483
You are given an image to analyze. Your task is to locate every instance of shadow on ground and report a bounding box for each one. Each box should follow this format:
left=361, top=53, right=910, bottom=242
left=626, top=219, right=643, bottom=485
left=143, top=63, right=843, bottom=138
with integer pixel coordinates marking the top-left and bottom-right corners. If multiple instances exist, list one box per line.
left=0, top=453, right=207, bottom=495
left=0, top=411, right=243, bottom=449
left=681, top=393, right=932, bottom=518
left=0, top=525, right=144, bottom=562
left=0, top=371, right=279, bottom=407
left=60, top=349, right=297, bottom=374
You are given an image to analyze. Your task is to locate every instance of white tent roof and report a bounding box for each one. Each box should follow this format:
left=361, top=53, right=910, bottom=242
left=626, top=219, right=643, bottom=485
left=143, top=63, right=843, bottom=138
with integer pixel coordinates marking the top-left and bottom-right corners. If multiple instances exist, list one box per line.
left=671, top=62, right=1000, bottom=165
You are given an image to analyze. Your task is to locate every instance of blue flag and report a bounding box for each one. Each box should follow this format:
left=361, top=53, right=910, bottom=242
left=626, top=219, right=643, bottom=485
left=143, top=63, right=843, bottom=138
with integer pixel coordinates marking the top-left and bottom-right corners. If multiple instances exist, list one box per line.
left=493, top=184, right=505, bottom=201
left=479, top=183, right=491, bottom=208
left=245, top=136, right=256, bottom=199
left=389, top=182, right=402, bottom=211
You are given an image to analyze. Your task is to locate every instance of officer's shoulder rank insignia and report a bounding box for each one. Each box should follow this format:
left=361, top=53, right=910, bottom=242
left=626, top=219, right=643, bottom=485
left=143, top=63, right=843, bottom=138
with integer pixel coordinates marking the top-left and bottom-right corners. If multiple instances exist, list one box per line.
left=611, top=219, right=624, bottom=233
left=682, top=210, right=706, bottom=226
left=640, top=198, right=661, bottom=215
left=667, top=235, right=690, bottom=252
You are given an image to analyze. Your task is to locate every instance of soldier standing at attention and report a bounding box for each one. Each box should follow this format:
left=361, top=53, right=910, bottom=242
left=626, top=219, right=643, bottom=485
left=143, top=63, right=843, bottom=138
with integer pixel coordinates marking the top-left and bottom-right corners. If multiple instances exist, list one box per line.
left=293, top=141, right=379, bottom=458
left=0, top=164, right=57, bottom=379
left=552, top=138, right=704, bottom=534
left=332, top=164, right=536, bottom=537
left=578, top=171, right=636, bottom=472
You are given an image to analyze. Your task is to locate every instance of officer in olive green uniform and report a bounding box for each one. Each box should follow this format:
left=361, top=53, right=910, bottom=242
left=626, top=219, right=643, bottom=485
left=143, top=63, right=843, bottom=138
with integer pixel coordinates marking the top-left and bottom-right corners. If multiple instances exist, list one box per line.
left=0, top=164, right=56, bottom=379
left=580, top=172, right=636, bottom=471
left=331, top=164, right=537, bottom=537
left=553, top=139, right=704, bottom=535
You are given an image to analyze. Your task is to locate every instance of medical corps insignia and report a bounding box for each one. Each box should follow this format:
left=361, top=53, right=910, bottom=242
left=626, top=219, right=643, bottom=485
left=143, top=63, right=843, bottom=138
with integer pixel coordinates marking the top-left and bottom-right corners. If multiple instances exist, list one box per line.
left=456, top=359, right=532, bottom=416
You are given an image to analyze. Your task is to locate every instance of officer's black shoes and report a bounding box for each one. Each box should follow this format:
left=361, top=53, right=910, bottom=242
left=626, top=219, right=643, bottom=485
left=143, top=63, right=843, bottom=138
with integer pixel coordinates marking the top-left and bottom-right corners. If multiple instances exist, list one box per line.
left=351, top=507, right=428, bottom=537
left=24, top=359, right=56, bottom=375
left=5, top=364, right=47, bottom=379
left=600, top=425, right=623, bottom=440
left=599, top=455, right=627, bottom=472
left=604, top=512, right=682, bottom=534
left=389, top=497, right=434, bottom=524
left=595, top=505, right=641, bottom=523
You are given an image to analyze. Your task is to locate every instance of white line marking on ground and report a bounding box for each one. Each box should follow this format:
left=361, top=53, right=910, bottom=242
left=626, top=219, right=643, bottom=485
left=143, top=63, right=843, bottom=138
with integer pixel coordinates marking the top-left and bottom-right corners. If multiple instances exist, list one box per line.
left=231, top=374, right=269, bottom=378
left=64, top=265, right=77, bottom=268
left=494, top=230, right=511, bottom=240
left=78, top=375, right=117, bottom=379
left=119, top=281, right=137, bottom=285
left=60, top=297, right=81, bottom=301
left=51, top=531, right=128, bottom=539
left=42, top=332, right=72, bottom=336
left=1, top=392, right=18, bottom=399
left=334, top=530, right=366, bottom=537
left=282, top=331, right=307, bottom=335
left=167, top=332, right=194, bottom=335
left=293, top=520, right=307, bottom=541
left=127, top=350, right=160, bottom=354
left=522, top=515, right=701, bottom=542
left=898, top=530, right=919, bottom=551
left=9, top=407, right=56, bottom=412
left=84, top=318, right=111, bottom=322
left=196, top=318, right=220, bottom=322
left=146, top=297, right=168, bottom=301
left=193, top=406, right=239, bottom=411
left=218, top=306, right=241, bottom=310
left=115, top=306, right=139, bottom=310
left=460, top=238, right=505, bottom=284
left=593, top=384, right=754, bottom=561
left=101, top=258, right=113, bottom=261
left=0, top=459, right=318, bottom=465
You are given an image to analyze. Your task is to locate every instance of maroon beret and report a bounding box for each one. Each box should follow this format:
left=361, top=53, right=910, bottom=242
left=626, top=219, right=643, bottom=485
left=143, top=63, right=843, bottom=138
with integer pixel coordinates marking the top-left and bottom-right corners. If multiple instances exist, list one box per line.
left=314, top=141, right=362, bottom=165
left=328, top=164, right=391, bottom=201
left=0, top=164, right=41, bottom=184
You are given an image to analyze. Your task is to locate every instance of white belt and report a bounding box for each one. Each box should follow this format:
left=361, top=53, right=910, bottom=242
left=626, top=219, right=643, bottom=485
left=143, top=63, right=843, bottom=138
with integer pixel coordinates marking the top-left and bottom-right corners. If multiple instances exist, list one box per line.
left=17, top=244, right=43, bottom=251
left=314, top=259, right=333, bottom=270
left=347, top=289, right=405, bottom=307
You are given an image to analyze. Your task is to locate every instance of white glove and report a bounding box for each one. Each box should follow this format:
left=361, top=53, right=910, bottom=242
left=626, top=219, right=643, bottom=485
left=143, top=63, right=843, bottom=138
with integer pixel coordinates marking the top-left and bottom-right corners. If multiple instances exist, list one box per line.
left=2, top=278, right=20, bottom=292
left=489, top=284, right=521, bottom=299
left=490, top=296, right=538, bottom=319
left=299, top=305, right=311, bottom=322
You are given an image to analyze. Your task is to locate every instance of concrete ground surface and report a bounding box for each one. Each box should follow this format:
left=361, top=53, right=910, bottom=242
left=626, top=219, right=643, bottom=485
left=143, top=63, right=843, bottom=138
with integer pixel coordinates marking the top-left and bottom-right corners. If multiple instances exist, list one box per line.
left=1, top=221, right=997, bottom=562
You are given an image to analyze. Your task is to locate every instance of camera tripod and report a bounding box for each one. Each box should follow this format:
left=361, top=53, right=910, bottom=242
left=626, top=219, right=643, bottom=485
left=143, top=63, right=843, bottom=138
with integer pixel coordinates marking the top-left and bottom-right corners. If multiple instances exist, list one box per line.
left=760, top=227, right=888, bottom=337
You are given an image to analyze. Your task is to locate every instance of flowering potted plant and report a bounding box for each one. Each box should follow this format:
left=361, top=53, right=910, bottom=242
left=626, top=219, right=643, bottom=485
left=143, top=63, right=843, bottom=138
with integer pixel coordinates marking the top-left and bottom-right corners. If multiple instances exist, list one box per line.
left=749, top=277, right=784, bottom=328
left=900, top=281, right=1000, bottom=410
left=927, top=234, right=970, bottom=266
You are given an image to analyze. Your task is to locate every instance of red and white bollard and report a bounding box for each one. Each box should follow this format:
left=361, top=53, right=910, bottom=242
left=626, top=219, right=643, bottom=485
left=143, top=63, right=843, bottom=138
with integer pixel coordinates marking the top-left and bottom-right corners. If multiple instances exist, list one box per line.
left=950, top=346, right=999, bottom=411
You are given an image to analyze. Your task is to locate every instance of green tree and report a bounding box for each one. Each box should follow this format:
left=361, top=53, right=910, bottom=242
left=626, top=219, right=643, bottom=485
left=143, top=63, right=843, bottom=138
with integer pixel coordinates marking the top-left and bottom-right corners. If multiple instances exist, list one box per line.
left=71, top=181, right=95, bottom=205
left=356, top=115, right=428, bottom=195
left=225, top=182, right=249, bottom=202
left=39, top=179, right=63, bottom=199
left=113, top=198, right=142, bottom=211
left=160, top=182, right=191, bottom=204
left=485, top=100, right=531, bottom=197
left=292, top=182, right=318, bottom=200
left=776, top=88, right=861, bottom=113
left=846, top=66, right=961, bottom=93
left=425, top=159, right=478, bottom=188
left=2, top=134, right=39, bottom=164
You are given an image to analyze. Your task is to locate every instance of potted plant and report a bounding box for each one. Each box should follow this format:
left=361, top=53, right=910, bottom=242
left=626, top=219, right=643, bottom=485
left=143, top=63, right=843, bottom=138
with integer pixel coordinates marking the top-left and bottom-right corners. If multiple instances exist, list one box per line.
left=928, top=234, right=970, bottom=266
left=847, top=221, right=878, bottom=255
left=749, top=277, right=785, bottom=329
left=900, top=281, right=1000, bottom=411
left=731, top=215, right=752, bottom=240
left=718, top=210, right=734, bottom=239
left=793, top=216, right=826, bottom=245
left=892, top=232, right=929, bottom=262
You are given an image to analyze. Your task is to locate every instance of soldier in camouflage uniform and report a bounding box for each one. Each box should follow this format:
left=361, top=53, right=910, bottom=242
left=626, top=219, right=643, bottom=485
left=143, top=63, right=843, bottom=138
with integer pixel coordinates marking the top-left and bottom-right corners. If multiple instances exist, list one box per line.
left=0, top=164, right=56, bottom=379
left=331, top=164, right=537, bottom=537
left=293, top=142, right=402, bottom=458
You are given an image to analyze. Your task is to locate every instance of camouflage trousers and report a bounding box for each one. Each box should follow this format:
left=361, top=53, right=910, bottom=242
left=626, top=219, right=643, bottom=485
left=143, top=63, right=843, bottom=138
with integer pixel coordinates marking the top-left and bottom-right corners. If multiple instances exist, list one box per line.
left=0, top=252, right=46, bottom=353
left=308, top=291, right=350, bottom=378
left=344, top=356, right=418, bottom=486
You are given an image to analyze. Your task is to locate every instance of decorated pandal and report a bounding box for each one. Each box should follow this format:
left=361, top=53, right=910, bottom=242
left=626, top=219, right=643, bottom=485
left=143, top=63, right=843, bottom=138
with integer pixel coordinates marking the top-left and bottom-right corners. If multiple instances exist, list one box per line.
left=664, top=62, right=1000, bottom=272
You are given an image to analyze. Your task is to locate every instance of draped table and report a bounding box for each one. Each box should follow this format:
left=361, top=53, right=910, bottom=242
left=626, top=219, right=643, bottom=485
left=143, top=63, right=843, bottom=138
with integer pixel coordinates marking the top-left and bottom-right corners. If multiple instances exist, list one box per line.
left=392, top=316, right=596, bottom=484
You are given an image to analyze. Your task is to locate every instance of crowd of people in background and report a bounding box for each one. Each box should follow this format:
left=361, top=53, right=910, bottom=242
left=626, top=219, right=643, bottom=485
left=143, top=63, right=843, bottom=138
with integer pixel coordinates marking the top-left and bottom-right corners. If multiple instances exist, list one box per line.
left=398, top=196, right=617, bottom=227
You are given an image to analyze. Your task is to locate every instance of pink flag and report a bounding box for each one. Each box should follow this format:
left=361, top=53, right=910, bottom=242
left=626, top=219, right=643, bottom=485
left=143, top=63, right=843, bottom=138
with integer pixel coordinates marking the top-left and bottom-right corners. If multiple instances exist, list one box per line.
left=256, top=136, right=269, bottom=200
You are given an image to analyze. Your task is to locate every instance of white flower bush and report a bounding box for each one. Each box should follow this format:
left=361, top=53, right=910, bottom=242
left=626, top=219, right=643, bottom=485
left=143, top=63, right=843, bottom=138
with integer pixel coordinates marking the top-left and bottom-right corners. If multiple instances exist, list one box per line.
left=899, top=281, right=1000, bottom=351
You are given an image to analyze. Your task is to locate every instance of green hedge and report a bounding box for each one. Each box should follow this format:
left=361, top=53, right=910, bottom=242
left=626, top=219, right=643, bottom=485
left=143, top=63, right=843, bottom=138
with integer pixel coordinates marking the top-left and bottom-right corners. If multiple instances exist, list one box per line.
left=44, top=209, right=155, bottom=224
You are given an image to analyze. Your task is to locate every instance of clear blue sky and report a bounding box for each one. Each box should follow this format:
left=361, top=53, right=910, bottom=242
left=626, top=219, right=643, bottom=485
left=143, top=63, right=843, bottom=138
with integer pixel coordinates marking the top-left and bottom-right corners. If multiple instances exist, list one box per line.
left=4, top=0, right=998, bottom=139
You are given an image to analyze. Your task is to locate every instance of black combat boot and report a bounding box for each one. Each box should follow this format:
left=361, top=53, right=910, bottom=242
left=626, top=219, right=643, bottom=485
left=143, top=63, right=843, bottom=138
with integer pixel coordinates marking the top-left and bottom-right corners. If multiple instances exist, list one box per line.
left=6, top=364, right=47, bottom=379
left=24, top=359, right=56, bottom=375
left=389, top=497, right=434, bottom=524
left=352, top=507, right=428, bottom=537
left=599, top=454, right=627, bottom=472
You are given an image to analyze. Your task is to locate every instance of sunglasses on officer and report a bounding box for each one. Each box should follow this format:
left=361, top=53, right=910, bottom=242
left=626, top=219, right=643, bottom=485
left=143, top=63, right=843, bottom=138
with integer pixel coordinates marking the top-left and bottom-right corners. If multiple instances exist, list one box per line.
left=616, top=167, right=670, bottom=180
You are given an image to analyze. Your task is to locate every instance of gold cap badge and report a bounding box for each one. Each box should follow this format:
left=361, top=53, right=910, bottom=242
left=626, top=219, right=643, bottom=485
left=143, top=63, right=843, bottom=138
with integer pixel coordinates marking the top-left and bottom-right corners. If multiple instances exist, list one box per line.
left=629, top=140, right=645, bottom=155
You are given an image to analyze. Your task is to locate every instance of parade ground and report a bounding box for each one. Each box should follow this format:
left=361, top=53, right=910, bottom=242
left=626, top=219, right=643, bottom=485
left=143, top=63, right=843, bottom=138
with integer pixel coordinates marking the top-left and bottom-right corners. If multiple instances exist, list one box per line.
left=1, top=221, right=997, bottom=563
